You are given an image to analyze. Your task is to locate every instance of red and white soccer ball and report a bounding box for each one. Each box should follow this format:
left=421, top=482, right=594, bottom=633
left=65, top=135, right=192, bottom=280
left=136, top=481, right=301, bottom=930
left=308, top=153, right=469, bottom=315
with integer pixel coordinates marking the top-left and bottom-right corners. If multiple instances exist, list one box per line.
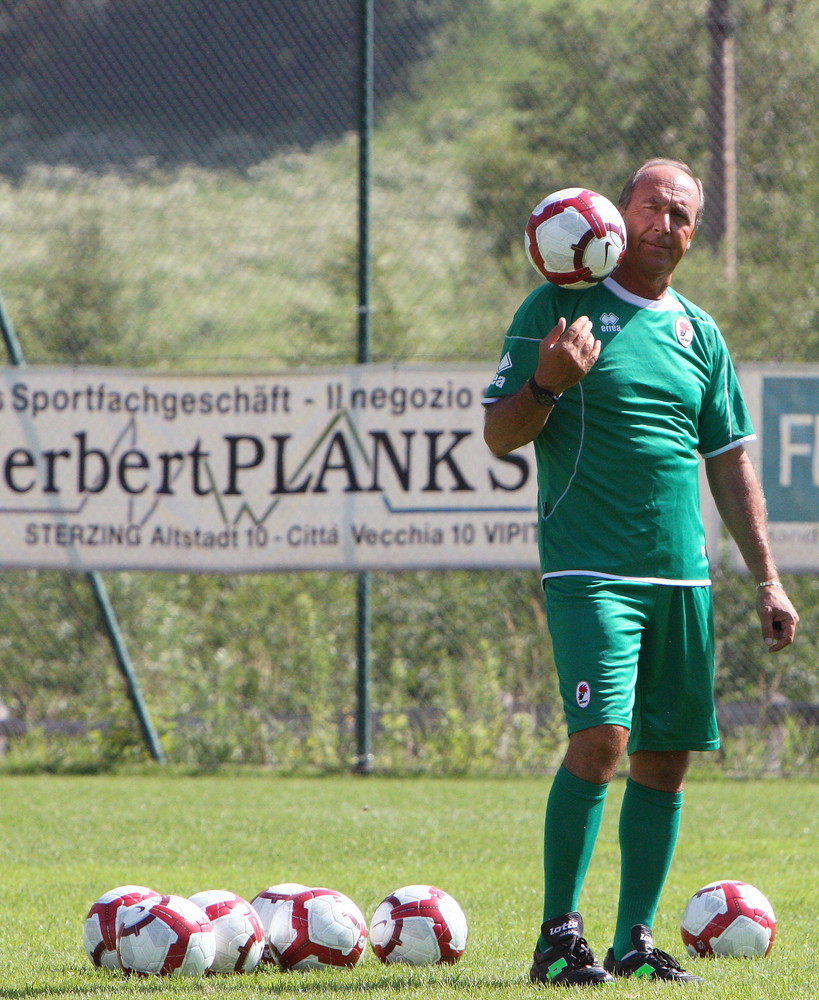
left=188, top=890, right=264, bottom=974
left=266, top=886, right=368, bottom=970
left=369, top=884, right=468, bottom=966
left=680, top=880, right=776, bottom=958
left=525, top=187, right=626, bottom=288
left=250, top=882, right=308, bottom=964
left=116, top=893, right=216, bottom=976
left=82, top=885, right=158, bottom=969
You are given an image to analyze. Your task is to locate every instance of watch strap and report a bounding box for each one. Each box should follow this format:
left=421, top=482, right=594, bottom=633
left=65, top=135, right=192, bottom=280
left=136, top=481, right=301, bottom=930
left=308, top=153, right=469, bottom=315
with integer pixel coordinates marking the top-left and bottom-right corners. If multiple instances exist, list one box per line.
left=528, top=375, right=563, bottom=407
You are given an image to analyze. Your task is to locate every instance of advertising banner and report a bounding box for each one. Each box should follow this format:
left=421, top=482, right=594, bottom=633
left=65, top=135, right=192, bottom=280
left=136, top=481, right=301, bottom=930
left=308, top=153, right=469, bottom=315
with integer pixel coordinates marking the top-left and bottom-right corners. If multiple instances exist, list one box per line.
left=2, top=362, right=805, bottom=575
left=733, top=364, right=819, bottom=573
left=0, top=365, right=540, bottom=572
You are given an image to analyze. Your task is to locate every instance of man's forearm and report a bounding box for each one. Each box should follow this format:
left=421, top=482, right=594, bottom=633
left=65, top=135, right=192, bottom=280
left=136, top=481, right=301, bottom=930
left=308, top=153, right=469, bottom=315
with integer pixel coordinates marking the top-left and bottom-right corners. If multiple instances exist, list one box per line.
left=483, top=387, right=554, bottom=457
left=705, top=447, right=778, bottom=581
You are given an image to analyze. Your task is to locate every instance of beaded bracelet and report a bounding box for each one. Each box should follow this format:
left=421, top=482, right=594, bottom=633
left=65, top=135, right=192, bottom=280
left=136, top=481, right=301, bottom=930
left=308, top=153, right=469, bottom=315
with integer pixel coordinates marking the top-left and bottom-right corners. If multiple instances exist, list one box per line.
left=757, top=579, right=782, bottom=589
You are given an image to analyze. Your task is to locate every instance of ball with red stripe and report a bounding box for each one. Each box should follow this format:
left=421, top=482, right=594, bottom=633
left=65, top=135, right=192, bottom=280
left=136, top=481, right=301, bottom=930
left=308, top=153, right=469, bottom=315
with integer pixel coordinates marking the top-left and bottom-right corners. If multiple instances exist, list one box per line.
left=116, top=893, right=216, bottom=976
left=525, top=187, right=626, bottom=288
left=266, top=887, right=367, bottom=971
left=369, top=884, right=468, bottom=966
left=188, top=890, right=264, bottom=974
left=680, top=880, right=776, bottom=958
left=82, top=885, right=158, bottom=969
left=250, top=882, right=308, bottom=964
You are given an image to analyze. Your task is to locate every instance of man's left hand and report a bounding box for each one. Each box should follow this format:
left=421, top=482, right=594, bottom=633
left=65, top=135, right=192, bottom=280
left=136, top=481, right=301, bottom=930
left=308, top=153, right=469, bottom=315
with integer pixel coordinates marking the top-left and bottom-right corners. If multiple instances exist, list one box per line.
left=757, top=585, right=799, bottom=652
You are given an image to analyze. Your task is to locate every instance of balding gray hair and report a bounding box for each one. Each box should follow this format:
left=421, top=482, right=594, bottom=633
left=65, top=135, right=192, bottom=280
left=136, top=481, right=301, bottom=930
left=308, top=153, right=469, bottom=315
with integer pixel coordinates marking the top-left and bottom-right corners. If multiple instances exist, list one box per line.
left=618, top=158, right=704, bottom=230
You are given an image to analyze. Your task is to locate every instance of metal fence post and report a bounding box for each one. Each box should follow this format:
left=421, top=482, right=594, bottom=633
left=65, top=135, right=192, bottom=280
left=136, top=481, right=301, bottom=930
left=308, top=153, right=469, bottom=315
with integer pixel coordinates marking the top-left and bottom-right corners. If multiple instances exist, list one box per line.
left=355, top=0, right=375, bottom=774
left=0, top=293, right=165, bottom=763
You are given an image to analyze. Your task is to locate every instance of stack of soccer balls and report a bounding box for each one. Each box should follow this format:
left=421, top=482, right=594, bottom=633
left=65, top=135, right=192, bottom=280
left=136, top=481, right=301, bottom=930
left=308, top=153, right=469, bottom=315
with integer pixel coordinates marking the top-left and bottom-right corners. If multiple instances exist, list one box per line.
left=83, top=881, right=468, bottom=976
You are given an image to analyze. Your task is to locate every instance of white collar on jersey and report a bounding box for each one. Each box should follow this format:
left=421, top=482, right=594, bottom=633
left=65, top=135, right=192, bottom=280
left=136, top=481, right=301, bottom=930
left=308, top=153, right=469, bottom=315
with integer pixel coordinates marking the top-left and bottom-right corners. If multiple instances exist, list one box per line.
left=603, top=277, right=685, bottom=313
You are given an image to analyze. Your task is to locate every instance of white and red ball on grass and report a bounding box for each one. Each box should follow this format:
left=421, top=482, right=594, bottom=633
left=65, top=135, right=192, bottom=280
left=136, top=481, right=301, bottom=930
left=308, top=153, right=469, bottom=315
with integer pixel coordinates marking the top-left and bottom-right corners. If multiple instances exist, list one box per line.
left=250, top=882, right=308, bottom=964
left=116, top=893, right=216, bottom=976
left=188, top=890, right=264, bottom=974
left=265, top=886, right=368, bottom=971
left=680, top=879, right=776, bottom=958
left=82, top=885, right=158, bottom=969
left=525, top=187, right=626, bottom=288
left=369, top=884, right=468, bottom=966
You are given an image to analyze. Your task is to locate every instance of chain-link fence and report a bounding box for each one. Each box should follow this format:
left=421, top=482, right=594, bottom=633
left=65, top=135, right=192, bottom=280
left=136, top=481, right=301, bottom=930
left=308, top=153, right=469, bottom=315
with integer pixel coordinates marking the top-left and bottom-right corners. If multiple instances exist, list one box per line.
left=0, top=0, right=816, bottom=773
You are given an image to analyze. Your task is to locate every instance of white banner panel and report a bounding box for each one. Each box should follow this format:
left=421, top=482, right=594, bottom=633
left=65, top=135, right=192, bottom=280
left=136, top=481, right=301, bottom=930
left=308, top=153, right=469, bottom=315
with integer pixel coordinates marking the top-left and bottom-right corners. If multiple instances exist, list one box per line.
left=732, top=363, right=819, bottom=573
left=0, top=365, right=540, bottom=572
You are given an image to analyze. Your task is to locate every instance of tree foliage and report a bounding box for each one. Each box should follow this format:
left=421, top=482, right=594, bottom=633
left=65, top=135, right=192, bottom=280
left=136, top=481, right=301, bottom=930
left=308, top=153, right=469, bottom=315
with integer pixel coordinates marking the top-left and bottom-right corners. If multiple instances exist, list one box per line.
left=462, top=0, right=819, bottom=361
left=463, top=1, right=708, bottom=259
left=0, top=0, right=466, bottom=169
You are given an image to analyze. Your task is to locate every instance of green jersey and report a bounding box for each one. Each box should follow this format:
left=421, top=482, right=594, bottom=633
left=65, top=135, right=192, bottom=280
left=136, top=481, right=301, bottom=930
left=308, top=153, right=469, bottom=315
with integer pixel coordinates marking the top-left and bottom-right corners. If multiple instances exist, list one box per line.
left=483, top=278, right=754, bottom=584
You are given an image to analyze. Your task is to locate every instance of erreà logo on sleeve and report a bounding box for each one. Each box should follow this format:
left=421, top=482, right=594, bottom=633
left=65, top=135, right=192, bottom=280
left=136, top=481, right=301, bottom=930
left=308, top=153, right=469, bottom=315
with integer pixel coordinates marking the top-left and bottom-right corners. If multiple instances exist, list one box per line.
left=491, top=352, right=513, bottom=389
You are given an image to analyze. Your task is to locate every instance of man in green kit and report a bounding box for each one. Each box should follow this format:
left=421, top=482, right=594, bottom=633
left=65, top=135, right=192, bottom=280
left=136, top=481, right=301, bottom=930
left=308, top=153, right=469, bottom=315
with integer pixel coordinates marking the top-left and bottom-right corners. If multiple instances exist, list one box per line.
left=483, top=159, right=798, bottom=986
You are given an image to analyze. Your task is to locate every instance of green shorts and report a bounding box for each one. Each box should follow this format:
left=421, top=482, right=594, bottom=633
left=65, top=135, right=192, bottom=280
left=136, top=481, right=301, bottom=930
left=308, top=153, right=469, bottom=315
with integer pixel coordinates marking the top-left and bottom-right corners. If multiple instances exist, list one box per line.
left=544, top=576, right=719, bottom=753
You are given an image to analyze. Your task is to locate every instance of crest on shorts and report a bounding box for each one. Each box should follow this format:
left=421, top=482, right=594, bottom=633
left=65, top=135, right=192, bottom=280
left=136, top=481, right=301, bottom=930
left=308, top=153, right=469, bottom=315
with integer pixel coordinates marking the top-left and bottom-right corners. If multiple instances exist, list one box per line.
left=674, top=316, right=694, bottom=348
left=576, top=681, right=591, bottom=709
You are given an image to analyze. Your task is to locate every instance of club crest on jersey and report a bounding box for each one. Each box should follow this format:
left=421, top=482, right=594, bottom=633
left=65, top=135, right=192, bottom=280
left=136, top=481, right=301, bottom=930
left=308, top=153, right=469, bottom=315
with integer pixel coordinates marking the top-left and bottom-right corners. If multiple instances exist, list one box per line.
left=576, top=681, right=591, bottom=709
left=491, top=351, right=513, bottom=389
left=674, top=316, right=695, bottom=348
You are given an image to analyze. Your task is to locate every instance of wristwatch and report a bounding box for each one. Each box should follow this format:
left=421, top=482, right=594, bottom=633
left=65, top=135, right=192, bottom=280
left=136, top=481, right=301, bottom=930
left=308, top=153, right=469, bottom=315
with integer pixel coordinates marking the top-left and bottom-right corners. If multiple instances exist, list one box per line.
left=528, top=374, right=563, bottom=407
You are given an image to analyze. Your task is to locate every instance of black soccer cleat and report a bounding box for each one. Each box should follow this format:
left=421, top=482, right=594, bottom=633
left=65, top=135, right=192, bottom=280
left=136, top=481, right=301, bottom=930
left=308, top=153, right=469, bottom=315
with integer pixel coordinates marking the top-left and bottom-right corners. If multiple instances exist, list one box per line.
left=529, top=911, right=614, bottom=986
left=603, top=924, right=704, bottom=982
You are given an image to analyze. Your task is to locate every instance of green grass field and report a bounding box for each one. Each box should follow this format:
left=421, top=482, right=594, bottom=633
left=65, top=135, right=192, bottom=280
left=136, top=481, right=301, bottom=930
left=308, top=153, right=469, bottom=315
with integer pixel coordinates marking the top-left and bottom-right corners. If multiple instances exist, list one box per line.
left=1, top=773, right=816, bottom=998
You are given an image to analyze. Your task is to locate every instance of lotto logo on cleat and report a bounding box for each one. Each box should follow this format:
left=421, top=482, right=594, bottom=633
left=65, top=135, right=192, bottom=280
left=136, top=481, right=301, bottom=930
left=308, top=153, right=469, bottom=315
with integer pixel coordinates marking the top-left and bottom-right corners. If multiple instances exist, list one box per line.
left=636, top=927, right=654, bottom=950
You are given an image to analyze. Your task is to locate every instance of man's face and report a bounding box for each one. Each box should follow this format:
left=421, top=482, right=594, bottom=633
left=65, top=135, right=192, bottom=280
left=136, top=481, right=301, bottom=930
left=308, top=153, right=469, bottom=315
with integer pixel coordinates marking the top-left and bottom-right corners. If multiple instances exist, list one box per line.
left=621, top=166, right=700, bottom=277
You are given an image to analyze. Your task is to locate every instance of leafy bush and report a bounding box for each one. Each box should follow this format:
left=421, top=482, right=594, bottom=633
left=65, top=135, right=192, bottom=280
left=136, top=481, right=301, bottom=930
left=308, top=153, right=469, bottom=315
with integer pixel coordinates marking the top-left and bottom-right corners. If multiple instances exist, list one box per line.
left=0, top=567, right=814, bottom=775
left=461, top=0, right=819, bottom=362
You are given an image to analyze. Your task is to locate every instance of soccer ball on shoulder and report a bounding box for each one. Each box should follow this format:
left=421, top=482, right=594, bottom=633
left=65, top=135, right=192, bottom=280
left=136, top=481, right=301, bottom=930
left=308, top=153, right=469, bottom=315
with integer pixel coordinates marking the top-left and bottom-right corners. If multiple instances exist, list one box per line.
left=525, top=187, right=626, bottom=288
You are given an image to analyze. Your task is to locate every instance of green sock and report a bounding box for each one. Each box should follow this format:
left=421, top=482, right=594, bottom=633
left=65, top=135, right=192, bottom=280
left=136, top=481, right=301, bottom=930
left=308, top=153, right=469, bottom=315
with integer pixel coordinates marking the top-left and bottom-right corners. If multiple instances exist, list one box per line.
left=538, top=765, right=608, bottom=949
left=613, top=778, right=683, bottom=959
